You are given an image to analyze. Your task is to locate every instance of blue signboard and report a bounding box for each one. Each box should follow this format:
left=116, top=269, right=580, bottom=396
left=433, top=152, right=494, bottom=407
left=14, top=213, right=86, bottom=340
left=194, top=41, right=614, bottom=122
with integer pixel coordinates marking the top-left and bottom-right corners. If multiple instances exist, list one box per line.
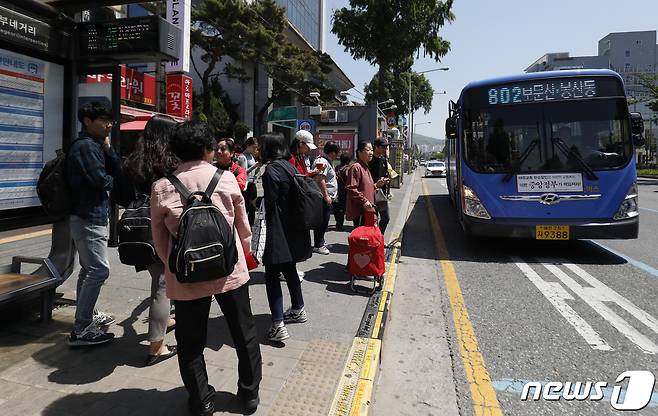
left=296, top=119, right=316, bottom=134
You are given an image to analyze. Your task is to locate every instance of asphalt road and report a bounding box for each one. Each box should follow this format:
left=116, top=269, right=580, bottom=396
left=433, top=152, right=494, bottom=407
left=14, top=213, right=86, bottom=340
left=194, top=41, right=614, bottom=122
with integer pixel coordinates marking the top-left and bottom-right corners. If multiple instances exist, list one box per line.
left=419, top=175, right=658, bottom=416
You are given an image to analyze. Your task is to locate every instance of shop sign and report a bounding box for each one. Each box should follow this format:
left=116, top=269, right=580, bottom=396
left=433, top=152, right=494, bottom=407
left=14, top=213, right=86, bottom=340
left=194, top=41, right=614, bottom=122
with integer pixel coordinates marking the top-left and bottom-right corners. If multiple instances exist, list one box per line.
left=166, top=73, right=193, bottom=119
left=296, top=119, right=316, bottom=134
left=0, top=5, right=50, bottom=51
left=166, top=0, right=191, bottom=72
left=85, top=66, right=156, bottom=106
left=386, top=111, right=397, bottom=128
left=316, top=131, right=355, bottom=157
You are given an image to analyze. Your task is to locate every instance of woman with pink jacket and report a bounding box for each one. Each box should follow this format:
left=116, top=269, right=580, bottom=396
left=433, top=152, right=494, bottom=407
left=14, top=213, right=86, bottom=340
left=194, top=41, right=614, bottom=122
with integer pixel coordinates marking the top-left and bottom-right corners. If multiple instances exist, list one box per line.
left=151, top=121, right=261, bottom=416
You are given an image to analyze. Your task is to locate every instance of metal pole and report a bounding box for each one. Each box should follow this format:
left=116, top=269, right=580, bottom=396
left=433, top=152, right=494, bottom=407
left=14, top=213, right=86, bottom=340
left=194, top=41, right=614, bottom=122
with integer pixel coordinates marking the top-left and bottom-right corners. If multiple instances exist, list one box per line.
left=408, top=72, right=412, bottom=174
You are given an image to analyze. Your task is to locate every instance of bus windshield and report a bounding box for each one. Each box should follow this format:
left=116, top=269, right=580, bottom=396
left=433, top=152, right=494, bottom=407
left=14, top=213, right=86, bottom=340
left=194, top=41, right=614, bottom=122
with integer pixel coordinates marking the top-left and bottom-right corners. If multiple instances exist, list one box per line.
left=462, top=98, right=632, bottom=174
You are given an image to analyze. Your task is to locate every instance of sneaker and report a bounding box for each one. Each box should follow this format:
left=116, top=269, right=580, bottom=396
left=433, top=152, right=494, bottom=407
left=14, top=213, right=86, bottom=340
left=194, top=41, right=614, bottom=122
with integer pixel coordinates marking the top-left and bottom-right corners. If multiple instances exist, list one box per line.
left=283, top=308, right=307, bottom=324
left=267, top=323, right=289, bottom=342
left=313, top=245, right=330, bottom=255
left=92, top=310, right=115, bottom=327
left=68, top=324, right=115, bottom=347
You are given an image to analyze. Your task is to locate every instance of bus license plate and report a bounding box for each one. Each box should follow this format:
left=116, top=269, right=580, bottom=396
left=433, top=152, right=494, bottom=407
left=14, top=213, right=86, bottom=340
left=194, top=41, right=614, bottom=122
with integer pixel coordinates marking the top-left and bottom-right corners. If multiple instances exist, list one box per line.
left=535, top=225, right=570, bottom=240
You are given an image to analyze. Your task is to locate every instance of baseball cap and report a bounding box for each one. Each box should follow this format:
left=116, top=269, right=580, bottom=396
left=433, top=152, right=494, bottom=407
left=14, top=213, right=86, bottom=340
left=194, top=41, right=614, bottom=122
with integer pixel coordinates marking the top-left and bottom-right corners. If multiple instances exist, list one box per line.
left=295, top=130, right=317, bottom=150
left=374, top=137, right=389, bottom=147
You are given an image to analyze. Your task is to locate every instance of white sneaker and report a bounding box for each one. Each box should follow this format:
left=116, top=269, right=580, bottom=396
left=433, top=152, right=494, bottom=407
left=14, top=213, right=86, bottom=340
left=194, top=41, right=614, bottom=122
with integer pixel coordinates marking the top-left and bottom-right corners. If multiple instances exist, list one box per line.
left=92, top=310, right=115, bottom=327
left=267, top=323, right=289, bottom=342
left=68, top=323, right=115, bottom=347
left=283, top=308, right=307, bottom=324
left=313, top=246, right=330, bottom=255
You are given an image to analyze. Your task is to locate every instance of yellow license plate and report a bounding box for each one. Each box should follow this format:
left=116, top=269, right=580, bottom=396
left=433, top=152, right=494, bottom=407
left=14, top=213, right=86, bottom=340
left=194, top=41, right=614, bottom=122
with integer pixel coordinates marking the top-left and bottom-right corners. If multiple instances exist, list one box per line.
left=535, top=225, right=570, bottom=240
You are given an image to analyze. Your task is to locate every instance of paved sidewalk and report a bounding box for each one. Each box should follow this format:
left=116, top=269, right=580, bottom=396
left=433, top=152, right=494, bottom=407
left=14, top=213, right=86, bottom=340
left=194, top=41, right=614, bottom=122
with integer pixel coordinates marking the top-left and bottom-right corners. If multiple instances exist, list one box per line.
left=0, top=175, right=413, bottom=416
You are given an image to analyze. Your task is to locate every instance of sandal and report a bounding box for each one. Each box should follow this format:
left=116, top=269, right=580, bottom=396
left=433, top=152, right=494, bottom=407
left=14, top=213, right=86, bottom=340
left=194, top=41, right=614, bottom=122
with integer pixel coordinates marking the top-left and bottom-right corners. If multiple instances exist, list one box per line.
left=145, top=345, right=178, bottom=366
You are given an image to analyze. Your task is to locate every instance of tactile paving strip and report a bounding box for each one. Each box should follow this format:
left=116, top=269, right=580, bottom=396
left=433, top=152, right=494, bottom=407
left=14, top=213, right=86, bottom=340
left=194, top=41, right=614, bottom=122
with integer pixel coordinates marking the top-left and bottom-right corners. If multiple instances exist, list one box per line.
left=268, top=339, right=349, bottom=416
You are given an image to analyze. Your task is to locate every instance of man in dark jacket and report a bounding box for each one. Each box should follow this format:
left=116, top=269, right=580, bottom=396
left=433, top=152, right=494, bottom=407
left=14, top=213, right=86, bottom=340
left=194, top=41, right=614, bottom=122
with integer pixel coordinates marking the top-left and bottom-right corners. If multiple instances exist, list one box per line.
left=67, top=102, right=121, bottom=347
left=368, top=137, right=391, bottom=234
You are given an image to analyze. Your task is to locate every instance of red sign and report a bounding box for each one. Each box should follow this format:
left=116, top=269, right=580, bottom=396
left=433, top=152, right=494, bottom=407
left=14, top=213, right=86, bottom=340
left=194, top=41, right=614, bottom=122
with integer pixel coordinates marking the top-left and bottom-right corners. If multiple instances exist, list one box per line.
left=85, top=66, right=156, bottom=106
left=316, top=131, right=355, bottom=157
left=166, top=74, right=193, bottom=119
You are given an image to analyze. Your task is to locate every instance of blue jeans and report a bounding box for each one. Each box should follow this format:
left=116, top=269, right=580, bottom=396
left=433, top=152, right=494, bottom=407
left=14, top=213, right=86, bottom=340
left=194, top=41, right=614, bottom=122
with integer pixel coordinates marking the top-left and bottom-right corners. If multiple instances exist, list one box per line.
left=264, top=262, right=304, bottom=322
left=70, top=215, right=110, bottom=333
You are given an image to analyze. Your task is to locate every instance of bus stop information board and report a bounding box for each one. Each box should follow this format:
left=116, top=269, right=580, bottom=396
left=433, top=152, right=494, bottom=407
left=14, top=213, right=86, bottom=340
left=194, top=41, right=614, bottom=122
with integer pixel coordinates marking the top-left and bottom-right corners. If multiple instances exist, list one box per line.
left=78, top=18, right=155, bottom=56
left=76, top=16, right=179, bottom=62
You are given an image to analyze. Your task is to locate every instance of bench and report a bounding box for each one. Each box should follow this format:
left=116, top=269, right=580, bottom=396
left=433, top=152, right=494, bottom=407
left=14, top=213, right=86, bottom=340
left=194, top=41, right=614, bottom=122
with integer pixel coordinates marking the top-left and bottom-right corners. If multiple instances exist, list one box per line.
left=0, top=256, right=62, bottom=322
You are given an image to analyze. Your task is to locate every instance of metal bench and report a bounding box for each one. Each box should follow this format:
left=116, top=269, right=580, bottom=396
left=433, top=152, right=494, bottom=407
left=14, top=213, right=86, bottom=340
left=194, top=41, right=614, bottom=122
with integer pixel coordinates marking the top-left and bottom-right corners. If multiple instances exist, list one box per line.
left=0, top=256, right=62, bottom=322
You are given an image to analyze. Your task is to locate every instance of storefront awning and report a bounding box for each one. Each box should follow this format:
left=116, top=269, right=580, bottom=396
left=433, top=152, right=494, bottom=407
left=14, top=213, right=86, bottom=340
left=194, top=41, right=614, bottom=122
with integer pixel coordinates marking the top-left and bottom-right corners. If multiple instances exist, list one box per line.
left=120, top=120, right=148, bottom=131
left=120, top=105, right=186, bottom=122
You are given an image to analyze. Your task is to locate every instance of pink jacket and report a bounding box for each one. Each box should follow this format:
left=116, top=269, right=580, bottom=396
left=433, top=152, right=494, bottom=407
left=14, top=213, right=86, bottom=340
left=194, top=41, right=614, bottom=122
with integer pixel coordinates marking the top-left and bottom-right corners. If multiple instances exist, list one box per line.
left=151, top=160, right=251, bottom=301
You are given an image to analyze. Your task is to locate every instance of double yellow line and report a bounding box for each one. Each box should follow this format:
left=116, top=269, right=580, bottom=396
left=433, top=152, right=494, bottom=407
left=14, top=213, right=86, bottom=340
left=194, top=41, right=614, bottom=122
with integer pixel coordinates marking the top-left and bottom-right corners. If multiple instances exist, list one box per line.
left=421, top=179, right=503, bottom=416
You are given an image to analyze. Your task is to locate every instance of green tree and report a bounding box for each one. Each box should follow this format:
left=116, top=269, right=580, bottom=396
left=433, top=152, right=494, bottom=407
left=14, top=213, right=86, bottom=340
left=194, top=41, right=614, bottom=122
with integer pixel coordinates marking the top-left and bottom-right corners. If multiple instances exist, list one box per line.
left=637, top=74, right=658, bottom=113
left=191, top=0, right=335, bottom=136
left=363, top=70, right=433, bottom=115
left=332, top=0, right=454, bottom=100
left=190, top=0, right=287, bottom=116
left=255, top=45, right=334, bottom=134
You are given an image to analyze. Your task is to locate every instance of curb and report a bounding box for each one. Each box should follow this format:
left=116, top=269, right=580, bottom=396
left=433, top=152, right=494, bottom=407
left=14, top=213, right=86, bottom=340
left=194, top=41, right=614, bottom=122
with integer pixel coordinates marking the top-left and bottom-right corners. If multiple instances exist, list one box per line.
left=328, top=172, right=416, bottom=416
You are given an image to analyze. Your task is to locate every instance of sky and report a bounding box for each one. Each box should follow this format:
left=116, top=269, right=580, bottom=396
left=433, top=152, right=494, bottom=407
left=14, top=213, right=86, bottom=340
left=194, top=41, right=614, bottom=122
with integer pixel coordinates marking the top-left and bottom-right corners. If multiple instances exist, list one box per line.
left=323, top=0, right=658, bottom=140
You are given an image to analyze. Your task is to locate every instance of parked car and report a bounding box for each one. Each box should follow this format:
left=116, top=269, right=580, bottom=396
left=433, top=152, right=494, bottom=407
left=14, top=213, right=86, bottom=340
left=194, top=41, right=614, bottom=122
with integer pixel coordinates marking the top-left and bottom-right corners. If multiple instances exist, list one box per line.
left=425, top=160, right=446, bottom=177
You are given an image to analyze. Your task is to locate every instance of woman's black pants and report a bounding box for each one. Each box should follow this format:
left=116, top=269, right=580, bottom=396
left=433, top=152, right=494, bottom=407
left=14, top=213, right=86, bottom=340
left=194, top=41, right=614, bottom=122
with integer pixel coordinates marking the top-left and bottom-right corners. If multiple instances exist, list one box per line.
left=174, top=284, right=262, bottom=408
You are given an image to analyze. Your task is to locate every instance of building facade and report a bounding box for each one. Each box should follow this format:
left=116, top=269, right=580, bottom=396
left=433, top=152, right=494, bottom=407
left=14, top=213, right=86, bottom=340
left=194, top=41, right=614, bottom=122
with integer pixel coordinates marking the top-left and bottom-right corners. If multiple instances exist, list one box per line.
left=526, top=31, right=658, bottom=162
left=526, top=32, right=657, bottom=113
left=191, top=0, right=352, bottom=136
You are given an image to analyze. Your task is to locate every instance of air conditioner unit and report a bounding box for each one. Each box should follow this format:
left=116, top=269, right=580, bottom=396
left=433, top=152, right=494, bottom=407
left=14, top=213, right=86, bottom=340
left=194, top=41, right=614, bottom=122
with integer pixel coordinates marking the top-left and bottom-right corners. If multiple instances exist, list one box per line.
left=321, top=109, right=338, bottom=123
left=308, top=105, right=321, bottom=116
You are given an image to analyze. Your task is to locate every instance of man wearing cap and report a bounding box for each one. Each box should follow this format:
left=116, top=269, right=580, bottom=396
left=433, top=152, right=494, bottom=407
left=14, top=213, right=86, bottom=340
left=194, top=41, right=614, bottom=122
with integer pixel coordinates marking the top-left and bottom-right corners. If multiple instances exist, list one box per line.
left=289, top=130, right=317, bottom=176
left=368, top=137, right=391, bottom=234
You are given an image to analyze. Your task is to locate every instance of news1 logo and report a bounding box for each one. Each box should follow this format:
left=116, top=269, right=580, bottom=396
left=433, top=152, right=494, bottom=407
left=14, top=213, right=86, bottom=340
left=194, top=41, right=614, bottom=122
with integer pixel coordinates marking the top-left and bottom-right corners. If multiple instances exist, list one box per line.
left=521, top=371, right=655, bottom=410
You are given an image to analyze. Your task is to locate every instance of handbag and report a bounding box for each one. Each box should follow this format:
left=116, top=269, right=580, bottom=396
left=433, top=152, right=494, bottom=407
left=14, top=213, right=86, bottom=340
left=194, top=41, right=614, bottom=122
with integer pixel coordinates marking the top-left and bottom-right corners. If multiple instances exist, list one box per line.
left=250, top=199, right=267, bottom=262
left=375, top=188, right=388, bottom=210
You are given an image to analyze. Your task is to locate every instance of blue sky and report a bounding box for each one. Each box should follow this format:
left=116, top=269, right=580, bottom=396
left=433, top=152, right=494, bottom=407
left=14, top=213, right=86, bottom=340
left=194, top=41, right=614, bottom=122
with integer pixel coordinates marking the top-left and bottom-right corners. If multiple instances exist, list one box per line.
left=324, top=0, right=658, bottom=140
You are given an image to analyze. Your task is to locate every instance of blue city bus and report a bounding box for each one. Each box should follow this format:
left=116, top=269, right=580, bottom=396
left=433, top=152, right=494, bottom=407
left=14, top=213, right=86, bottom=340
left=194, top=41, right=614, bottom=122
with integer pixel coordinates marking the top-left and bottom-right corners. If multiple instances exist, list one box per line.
left=444, top=69, right=645, bottom=240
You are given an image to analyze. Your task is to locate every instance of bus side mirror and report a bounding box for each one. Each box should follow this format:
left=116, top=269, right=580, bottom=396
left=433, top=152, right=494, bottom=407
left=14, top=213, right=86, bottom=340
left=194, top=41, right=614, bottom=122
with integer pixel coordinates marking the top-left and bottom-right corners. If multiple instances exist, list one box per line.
left=446, top=117, right=457, bottom=140
left=630, top=112, right=645, bottom=147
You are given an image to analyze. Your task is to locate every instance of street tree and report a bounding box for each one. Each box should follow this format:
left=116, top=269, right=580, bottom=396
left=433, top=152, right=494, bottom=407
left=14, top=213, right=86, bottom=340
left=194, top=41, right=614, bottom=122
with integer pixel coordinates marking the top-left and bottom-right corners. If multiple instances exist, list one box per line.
left=255, top=43, right=334, bottom=135
left=637, top=74, right=658, bottom=113
left=363, top=70, right=434, bottom=115
left=190, top=0, right=287, bottom=117
left=332, top=0, right=454, bottom=100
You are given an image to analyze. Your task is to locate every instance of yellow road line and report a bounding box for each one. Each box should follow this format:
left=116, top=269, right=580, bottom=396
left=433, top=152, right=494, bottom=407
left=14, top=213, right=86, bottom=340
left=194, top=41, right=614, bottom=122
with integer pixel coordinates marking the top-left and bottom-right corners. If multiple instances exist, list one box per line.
left=0, top=229, right=52, bottom=245
left=422, top=179, right=503, bottom=416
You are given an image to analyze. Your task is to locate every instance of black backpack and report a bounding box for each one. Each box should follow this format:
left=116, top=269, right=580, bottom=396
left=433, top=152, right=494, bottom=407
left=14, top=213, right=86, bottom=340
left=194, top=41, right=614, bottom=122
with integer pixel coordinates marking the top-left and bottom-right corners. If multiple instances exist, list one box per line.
left=283, top=162, right=324, bottom=230
left=37, top=148, right=73, bottom=219
left=167, top=169, right=238, bottom=283
left=117, top=194, right=158, bottom=267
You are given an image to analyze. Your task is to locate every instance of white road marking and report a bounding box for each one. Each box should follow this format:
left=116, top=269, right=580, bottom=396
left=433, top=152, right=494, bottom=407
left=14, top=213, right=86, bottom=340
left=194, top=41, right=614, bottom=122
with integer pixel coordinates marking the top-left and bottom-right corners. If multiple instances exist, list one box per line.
left=511, top=256, right=612, bottom=351
left=542, top=259, right=658, bottom=355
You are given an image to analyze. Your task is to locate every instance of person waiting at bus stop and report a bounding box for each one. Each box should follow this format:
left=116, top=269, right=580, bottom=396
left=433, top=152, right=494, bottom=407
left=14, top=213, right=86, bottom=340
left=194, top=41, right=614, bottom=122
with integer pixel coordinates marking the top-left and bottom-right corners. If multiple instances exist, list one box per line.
left=67, top=101, right=121, bottom=347
left=346, top=141, right=387, bottom=227
left=289, top=129, right=318, bottom=176
left=312, top=141, right=340, bottom=255
left=150, top=121, right=261, bottom=415
left=260, top=133, right=312, bottom=342
left=368, top=137, right=391, bottom=234
left=214, top=137, right=248, bottom=192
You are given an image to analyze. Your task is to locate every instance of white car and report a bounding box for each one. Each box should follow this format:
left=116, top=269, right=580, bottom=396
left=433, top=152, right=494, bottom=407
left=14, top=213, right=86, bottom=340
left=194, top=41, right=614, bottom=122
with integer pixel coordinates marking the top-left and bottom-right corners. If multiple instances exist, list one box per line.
left=425, top=160, right=446, bottom=177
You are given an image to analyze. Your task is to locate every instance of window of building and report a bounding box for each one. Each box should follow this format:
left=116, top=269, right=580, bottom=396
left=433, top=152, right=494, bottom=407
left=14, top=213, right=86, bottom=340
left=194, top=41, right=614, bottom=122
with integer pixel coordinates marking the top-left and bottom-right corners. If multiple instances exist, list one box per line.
left=625, top=50, right=631, bottom=57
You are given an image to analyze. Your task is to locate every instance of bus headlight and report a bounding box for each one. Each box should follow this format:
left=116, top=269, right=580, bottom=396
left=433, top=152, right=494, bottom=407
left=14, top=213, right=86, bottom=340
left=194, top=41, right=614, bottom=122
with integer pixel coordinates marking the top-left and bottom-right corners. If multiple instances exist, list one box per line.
left=462, top=185, right=491, bottom=219
left=613, top=183, right=639, bottom=220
